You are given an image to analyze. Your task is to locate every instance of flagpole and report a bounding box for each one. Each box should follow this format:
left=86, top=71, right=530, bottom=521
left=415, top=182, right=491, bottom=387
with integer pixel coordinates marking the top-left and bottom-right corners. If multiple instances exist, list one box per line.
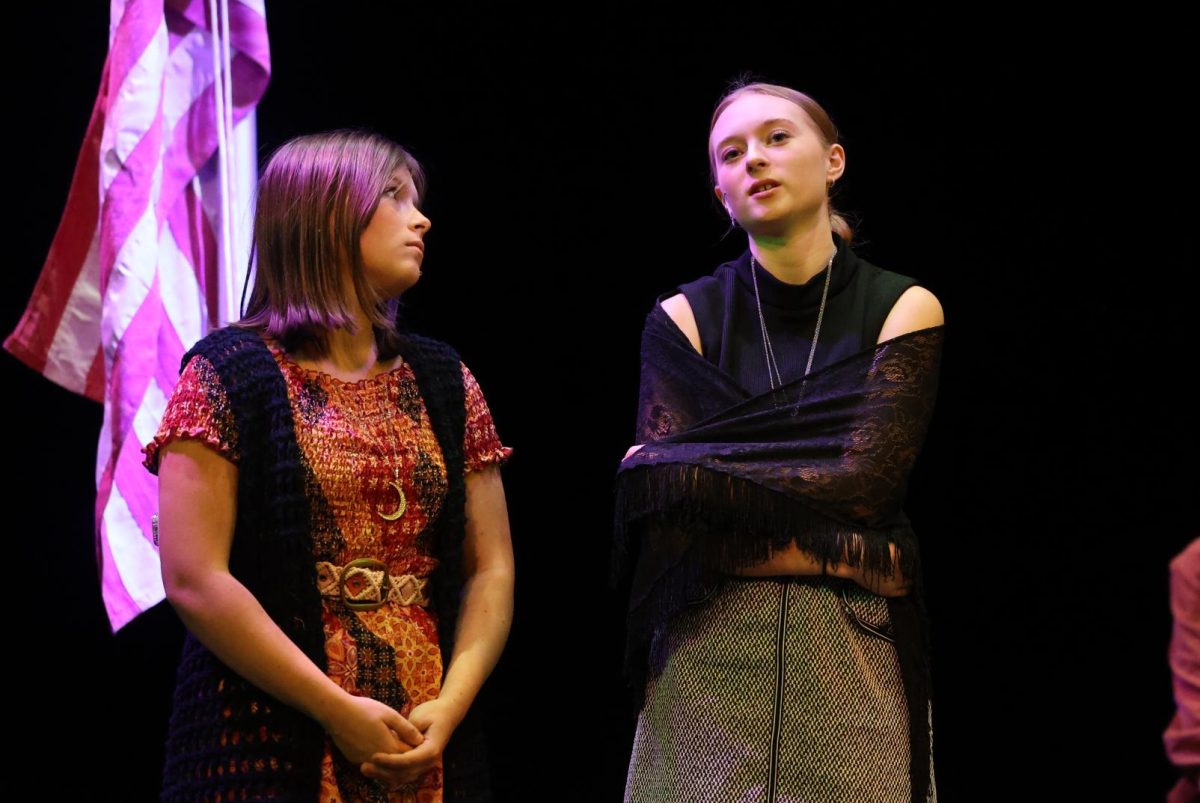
left=209, top=0, right=235, bottom=329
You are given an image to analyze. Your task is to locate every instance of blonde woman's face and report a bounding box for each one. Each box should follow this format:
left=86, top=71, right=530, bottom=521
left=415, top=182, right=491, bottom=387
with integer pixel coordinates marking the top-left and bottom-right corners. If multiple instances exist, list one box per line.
left=709, top=94, right=844, bottom=236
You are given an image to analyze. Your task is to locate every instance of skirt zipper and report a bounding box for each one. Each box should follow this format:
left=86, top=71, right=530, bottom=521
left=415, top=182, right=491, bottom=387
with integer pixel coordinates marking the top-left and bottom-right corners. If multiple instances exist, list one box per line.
left=766, top=578, right=790, bottom=802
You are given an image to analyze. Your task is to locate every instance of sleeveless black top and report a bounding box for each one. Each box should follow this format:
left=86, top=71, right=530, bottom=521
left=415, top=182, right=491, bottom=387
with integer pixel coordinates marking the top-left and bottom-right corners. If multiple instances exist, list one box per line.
left=676, top=236, right=917, bottom=394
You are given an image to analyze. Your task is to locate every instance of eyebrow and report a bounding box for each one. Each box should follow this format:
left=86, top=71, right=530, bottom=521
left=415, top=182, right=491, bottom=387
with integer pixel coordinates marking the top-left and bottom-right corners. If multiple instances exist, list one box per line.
left=714, top=118, right=800, bottom=149
left=384, top=178, right=413, bottom=196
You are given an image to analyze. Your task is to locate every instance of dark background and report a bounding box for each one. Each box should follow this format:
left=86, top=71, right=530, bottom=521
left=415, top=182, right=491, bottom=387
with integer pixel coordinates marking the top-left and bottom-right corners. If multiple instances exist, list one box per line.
left=5, top=5, right=1194, bottom=801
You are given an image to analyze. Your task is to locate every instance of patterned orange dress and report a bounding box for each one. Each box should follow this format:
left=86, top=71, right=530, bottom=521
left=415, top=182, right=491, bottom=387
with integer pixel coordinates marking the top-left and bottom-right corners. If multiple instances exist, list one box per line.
left=144, top=339, right=510, bottom=803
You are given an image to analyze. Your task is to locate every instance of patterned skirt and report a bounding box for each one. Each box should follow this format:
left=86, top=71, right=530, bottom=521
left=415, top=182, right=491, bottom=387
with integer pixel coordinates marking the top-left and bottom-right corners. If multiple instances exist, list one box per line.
left=624, top=577, right=935, bottom=803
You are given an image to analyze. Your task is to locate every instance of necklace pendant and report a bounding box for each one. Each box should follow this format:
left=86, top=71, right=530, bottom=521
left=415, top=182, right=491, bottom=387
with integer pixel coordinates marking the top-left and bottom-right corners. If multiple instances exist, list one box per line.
left=378, top=479, right=407, bottom=521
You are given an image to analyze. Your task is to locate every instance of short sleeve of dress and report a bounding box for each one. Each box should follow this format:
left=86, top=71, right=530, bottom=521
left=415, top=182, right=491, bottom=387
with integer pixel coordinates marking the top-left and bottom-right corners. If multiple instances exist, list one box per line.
left=142, top=355, right=240, bottom=474
left=461, top=362, right=512, bottom=473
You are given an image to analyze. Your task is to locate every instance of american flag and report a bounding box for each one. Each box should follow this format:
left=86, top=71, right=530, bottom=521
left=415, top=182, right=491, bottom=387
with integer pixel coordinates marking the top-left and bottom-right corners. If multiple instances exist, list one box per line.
left=4, top=0, right=270, bottom=630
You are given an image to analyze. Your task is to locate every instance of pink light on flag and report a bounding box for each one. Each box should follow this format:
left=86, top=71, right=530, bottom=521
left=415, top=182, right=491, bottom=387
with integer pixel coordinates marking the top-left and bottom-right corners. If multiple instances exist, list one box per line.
left=4, top=0, right=270, bottom=630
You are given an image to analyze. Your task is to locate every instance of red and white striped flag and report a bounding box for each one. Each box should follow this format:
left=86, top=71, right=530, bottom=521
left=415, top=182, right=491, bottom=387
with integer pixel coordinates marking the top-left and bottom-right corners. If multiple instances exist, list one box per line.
left=4, top=0, right=270, bottom=630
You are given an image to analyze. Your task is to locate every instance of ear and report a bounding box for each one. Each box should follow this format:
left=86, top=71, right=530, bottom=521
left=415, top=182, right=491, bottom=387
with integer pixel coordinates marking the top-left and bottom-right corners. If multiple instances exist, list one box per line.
left=713, top=185, right=727, bottom=209
left=826, top=144, right=846, bottom=184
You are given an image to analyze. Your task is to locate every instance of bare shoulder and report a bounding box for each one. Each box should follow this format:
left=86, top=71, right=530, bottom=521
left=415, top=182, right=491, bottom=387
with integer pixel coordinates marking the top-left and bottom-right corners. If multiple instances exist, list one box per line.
left=878, top=285, right=945, bottom=343
left=659, top=293, right=703, bottom=355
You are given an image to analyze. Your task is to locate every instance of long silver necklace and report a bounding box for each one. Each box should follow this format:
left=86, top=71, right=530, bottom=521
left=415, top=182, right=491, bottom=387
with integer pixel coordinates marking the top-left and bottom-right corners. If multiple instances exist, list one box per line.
left=749, top=245, right=836, bottom=392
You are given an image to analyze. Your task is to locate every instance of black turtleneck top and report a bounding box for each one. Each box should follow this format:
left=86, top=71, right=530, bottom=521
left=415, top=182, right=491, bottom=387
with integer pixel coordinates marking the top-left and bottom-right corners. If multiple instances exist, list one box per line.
left=675, top=236, right=917, bottom=397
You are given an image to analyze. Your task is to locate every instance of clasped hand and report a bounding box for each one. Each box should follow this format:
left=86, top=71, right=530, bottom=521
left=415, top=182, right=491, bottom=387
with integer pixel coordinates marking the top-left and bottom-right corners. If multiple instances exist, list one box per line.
left=359, top=698, right=463, bottom=790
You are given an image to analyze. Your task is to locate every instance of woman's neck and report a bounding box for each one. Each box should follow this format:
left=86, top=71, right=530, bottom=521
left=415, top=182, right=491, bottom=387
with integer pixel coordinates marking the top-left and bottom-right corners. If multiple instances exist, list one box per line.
left=324, top=319, right=379, bottom=371
left=292, top=308, right=397, bottom=383
left=749, top=218, right=837, bottom=285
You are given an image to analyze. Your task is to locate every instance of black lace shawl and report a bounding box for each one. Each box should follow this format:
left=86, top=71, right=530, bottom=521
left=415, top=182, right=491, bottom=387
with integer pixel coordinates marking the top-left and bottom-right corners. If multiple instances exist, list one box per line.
left=614, top=303, right=943, bottom=802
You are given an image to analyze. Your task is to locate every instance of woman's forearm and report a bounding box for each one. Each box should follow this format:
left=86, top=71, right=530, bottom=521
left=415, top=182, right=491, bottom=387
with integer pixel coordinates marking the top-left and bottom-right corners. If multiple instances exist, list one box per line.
left=167, top=571, right=353, bottom=727
left=436, top=564, right=515, bottom=722
left=437, top=466, right=515, bottom=722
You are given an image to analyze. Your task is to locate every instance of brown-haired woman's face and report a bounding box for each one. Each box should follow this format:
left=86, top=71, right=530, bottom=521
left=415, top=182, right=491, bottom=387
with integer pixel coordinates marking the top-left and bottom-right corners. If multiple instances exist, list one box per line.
left=709, top=93, right=844, bottom=236
left=358, top=169, right=431, bottom=297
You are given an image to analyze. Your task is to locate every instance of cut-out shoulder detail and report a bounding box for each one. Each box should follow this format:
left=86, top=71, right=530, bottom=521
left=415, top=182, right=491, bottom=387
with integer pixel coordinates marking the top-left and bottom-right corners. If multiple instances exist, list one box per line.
left=878, top=286, right=944, bottom=344
left=660, top=293, right=703, bottom=355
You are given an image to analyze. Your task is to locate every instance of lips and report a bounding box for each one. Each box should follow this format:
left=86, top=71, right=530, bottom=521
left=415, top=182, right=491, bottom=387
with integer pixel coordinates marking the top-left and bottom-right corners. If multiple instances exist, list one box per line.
left=406, top=241, right=424, bottom=254
left=748, top=180, right=780, bottom=196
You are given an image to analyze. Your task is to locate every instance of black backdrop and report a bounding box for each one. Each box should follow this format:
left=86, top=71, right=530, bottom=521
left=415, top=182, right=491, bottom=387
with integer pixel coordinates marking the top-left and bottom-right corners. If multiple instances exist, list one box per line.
left=5, top=5, right=1194, bottom=801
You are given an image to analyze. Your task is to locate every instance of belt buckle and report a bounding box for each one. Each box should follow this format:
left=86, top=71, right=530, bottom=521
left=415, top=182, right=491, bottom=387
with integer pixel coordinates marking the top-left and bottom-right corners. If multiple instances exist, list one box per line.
left=339, top=557, right=390, bottom=611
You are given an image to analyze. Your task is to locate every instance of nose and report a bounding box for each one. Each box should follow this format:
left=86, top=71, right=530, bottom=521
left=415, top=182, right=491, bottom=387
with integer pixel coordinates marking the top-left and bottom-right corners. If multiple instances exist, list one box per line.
left=412, top=208, right=431, bottom=233
left=744, top=142, right=768, bottom=173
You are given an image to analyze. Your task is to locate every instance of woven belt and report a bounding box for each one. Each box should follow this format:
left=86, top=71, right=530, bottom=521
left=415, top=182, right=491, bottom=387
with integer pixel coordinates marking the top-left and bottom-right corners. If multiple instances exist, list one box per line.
left=316, top=558, right=430, bottom=611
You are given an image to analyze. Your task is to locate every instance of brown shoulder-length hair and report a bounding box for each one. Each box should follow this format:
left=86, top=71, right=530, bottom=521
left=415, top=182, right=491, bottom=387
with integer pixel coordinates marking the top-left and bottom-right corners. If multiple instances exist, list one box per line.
left=239, top=129, right=426, bottom=358
left=709, top=81, right=853, bottom=242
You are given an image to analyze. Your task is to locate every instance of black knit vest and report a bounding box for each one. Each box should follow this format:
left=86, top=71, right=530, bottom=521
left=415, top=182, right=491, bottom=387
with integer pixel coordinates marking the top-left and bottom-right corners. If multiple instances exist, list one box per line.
left=159, top=325, right=482, bottom=802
